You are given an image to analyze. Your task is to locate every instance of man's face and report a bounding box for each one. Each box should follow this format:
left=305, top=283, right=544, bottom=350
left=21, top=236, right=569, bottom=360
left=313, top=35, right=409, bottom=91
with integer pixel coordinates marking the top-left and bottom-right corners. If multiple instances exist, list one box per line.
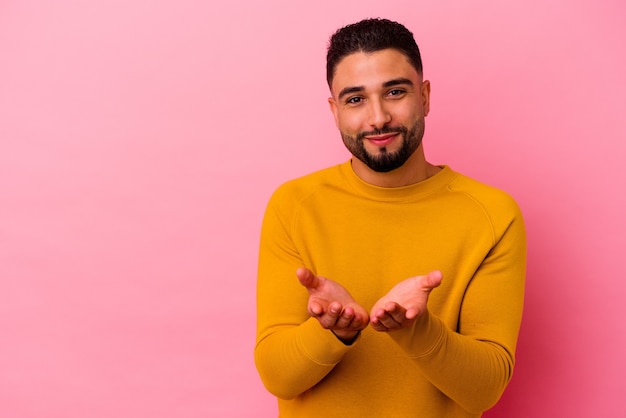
left=328, top=49, right=430, bottom=173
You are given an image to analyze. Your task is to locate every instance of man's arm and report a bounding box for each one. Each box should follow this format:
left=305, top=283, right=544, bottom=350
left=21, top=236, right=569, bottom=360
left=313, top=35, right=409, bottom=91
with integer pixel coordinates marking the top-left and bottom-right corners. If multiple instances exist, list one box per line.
left=370, top=212, right=526, bottom=414
left=255, top=194, right=367, bottom=399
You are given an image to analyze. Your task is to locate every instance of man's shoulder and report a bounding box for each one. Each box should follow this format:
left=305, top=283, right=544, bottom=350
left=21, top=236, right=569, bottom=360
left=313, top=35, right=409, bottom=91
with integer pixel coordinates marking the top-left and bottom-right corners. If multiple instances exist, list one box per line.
left=446, top=169, right=522, bottom=218
left=282, top=164, right=343, bottom=187
left=267, top=163, right=346, bottom=207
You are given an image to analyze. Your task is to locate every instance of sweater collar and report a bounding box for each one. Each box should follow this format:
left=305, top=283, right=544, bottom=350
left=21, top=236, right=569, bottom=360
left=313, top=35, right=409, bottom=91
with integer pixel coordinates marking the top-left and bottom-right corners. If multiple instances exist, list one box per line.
left=339, top=160, right=457, bottom=202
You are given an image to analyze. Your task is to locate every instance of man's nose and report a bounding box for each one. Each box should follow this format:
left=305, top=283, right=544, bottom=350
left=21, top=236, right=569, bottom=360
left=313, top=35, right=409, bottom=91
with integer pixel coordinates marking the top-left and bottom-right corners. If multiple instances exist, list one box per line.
left=367, top=99, right=391, bottom=129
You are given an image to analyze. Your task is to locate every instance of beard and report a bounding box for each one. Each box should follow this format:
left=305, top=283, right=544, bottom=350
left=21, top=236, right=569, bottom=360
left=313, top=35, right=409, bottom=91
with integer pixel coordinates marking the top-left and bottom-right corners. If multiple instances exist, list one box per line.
left=341, top=119, right=425, bottom=173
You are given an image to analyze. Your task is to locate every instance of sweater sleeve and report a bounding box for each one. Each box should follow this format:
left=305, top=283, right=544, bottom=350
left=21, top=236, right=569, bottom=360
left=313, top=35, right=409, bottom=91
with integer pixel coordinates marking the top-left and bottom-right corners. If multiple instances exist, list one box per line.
left=389, top=200, right=526, bottom=414
left=254, top=188, right=355, bottom=399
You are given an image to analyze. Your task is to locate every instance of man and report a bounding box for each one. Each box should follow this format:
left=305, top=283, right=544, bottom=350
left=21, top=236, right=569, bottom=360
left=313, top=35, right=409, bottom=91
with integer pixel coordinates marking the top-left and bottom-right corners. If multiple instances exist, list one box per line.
left=255, top=18, right=525, bottom=418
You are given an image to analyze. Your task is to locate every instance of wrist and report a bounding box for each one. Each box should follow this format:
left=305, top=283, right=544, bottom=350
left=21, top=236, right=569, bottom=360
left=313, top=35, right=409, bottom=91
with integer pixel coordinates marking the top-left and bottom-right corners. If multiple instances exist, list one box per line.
left=331, top=329, right=361, bottom=345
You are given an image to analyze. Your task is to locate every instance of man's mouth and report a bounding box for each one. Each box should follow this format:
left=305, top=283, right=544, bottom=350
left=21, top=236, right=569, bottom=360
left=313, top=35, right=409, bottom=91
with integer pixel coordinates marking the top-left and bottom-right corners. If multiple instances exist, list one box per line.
left=365, top=133, right=399, bottom=147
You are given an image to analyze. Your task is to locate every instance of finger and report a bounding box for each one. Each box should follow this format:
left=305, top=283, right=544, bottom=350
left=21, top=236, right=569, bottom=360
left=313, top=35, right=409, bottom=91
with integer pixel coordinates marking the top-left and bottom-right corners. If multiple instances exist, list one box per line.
left=369, top=313, right=382, bottom=330
left=424, top=270, right=443, bottom=290
left=373, top=309, right=401, bottom=330
left=384, top=302, right=402, bottom=316
left=296, top=267, right=319, bottom=289
left=315, top=301, right=341, bottom=327
left=334, top=306, right=355, bottom=329
left=350, top=316, right=363, bottom=329
left=348, top=307, right=370, bottom=329
left=370, top=314, right=394, bottom=332
left=405, top=307, right=420, bottom=320
left=328, top=301, right=342, bottom=316
left=317, top=314, right=336, bottom=328
left=370, top=320, right=386, bottom=332
left=309, top=301, right=324, bottom=316
left=380, top=302, right=409, bottom=323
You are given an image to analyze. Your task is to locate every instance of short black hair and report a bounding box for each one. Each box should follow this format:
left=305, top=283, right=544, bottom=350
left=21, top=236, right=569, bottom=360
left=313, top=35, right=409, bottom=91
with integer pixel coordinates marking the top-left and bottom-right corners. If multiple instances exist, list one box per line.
left=326, top=18, right=423, bottom=87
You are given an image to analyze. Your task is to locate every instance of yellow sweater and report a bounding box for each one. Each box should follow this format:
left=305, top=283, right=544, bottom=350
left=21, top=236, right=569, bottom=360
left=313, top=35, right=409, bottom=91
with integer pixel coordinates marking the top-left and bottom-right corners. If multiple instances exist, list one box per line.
left=255, top=162, right=526, bottom=417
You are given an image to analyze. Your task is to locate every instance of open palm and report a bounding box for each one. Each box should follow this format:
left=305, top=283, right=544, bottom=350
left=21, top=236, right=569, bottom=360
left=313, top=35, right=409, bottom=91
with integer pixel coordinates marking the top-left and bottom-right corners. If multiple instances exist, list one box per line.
left=370, top=271, right=443, bottom=331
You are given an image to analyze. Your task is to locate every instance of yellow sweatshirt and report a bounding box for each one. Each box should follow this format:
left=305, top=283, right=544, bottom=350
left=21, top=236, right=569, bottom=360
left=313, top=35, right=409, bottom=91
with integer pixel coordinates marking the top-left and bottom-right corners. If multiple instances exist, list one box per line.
left=255, top=162, right=526, bottom=417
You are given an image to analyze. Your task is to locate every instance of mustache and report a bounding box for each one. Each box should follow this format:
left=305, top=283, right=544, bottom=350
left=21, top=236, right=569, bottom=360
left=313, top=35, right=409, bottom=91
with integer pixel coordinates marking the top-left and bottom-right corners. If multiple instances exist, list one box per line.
left=355, top=126, right=407, bottom=141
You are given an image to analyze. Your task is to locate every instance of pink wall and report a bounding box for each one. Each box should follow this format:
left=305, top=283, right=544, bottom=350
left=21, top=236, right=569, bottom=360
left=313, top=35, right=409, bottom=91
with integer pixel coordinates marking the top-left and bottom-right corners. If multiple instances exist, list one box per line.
left=1, top=1, right=624, bottom=417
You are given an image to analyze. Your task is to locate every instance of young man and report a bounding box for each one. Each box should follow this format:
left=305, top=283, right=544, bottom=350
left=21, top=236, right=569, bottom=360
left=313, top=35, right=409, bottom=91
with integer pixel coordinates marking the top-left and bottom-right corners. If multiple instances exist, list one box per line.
left=255, top=18, right=526, bottom=417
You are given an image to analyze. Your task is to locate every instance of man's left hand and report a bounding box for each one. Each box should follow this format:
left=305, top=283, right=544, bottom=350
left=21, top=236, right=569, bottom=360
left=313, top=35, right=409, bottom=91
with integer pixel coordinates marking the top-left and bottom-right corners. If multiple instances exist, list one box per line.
left=370, top=270, right=443, bottom=332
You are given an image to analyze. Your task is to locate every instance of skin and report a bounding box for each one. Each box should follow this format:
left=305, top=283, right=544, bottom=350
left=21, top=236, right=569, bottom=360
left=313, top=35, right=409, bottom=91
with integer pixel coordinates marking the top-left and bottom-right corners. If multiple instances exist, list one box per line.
left=297, top=49, right=444, bottom=343
left=328, top=48, right=439, bottom=188
left=296, top=267, right=369, bottom=342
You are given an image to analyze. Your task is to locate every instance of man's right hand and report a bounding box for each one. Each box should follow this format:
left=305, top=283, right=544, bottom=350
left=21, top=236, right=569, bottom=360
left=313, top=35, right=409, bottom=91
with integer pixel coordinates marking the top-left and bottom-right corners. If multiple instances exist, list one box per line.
left=296, top=267, right=369, bottom=343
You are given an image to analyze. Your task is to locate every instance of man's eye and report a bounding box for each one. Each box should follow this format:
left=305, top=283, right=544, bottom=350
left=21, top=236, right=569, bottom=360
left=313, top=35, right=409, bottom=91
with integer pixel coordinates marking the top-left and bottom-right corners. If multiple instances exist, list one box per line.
left=346, top=97, right=363, bottom=104
left=388, top=89, right=405, bottom=97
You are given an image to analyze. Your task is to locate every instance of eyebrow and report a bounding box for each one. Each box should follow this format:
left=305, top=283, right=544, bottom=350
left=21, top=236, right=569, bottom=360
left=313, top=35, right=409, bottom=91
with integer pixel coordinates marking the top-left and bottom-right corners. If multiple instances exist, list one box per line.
left=383, top=78, right=414, bottom=88
left=337, top=78, right=415, bottom=100
left=337, top=86, right=364, bottom=100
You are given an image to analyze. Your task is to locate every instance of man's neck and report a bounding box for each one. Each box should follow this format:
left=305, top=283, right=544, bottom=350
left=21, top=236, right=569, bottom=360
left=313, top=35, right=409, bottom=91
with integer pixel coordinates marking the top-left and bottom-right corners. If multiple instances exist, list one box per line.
left=351, top=147, right=441, bottom=188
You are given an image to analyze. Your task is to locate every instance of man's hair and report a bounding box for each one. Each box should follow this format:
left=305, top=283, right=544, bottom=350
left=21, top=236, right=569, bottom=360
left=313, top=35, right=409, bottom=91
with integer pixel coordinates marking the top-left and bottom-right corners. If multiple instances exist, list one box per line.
left=326, top=18, right=423, bottom=87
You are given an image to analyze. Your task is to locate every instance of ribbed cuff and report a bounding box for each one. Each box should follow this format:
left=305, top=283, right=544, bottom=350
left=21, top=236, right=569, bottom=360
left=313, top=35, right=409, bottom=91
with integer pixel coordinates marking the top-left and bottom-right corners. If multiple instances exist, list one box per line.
left=388, top=310, right=446, bottom=358
left=297, top=317, right=356, bottom=365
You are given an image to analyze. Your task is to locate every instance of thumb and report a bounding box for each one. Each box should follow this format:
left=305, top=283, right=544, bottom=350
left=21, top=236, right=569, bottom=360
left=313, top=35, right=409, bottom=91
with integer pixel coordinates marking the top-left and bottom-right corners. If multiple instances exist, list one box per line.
left=423, top=270, right=443, bottom=291
left=296, top=267, right=319, bottom=290
left=404, top=271, right=443, bottom=320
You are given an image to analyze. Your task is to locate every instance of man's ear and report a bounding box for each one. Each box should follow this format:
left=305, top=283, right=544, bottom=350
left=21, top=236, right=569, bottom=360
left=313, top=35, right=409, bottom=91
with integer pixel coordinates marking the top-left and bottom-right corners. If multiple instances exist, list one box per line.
left=328, top=97, right=340, bottom=128
left=421, top=80, right=431, bottom=116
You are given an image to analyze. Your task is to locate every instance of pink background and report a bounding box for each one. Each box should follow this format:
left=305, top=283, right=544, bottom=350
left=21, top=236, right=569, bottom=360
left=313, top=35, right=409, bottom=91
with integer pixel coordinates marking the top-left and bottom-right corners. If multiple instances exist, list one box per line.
left=1, top=1, right=625, bottom=417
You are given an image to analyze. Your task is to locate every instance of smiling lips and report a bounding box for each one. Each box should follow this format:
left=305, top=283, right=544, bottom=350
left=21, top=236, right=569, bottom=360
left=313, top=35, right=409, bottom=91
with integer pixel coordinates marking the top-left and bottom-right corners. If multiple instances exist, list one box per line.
left=365, top=133, right=399, bottom=147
